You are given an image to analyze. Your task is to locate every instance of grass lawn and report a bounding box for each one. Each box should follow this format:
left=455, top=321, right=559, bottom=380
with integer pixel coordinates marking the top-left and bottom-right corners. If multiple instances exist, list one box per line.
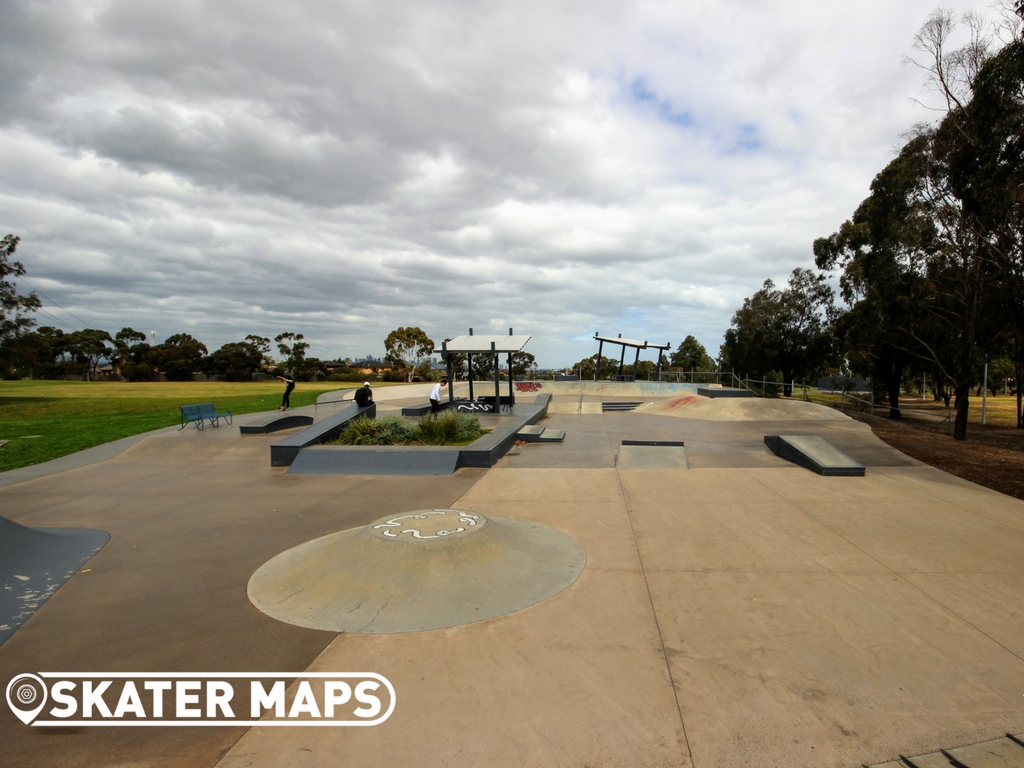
left=806, top=390, right=1021, bottom=427
left=0, top=379, right=367, bottom=472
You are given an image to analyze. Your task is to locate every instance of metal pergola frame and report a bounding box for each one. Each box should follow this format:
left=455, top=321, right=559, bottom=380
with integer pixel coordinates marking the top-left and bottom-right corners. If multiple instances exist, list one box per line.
left=440, top=329, right=532, bottom=413
left=593, top=333, right=671, bottom=381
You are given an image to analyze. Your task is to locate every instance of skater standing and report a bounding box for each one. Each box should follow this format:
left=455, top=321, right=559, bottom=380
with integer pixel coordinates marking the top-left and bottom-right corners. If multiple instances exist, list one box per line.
left=277, top=370, right=295, bottom=410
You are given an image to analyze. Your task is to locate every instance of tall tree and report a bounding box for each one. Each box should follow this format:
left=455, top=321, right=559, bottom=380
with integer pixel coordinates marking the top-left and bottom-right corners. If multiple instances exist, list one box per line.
left=0, top=234, right=41, bottom=343
left=151, top=333, right=208, bottom=381
left=724, top=268, right=838, bottom=397
left=65, top=329, right=114, bottom=381
left=814, top=135, right=935, bottom=418
left=384, top=327, right=434, bottom=382
left=669, top=336, right=715, bottom=371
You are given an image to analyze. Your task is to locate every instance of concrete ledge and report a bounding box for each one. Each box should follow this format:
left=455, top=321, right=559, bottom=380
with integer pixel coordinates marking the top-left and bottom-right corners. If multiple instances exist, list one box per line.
left=622, top=440, right=686, bottom=447
left=698, top=387, right=754, bottom=398
left=270, top=403, right=376, bottom=467
left=457, top=398, right=549, bottom=468
left=286, top=446, right=460, bottom=475
left=401, top=401, right=456, bottom=417
left=240, top=414, right=314, bottom=435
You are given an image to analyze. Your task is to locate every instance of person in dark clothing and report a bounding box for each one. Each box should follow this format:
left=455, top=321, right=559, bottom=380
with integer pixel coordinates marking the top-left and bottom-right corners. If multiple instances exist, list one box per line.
left=276, top=371, right=295, bottom=410
left=354, top=382, right=374, bottom=407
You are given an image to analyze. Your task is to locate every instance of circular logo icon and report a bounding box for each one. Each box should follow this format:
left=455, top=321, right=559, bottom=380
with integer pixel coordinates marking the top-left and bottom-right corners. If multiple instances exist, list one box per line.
left=6, top=673, right=48, bottom=725
left=367, top=509, right=488, bottom=542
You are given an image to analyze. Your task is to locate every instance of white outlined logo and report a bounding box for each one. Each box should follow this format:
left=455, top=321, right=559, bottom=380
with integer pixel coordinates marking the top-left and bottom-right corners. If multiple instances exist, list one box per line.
left=5, top=673, right=395, bottom=727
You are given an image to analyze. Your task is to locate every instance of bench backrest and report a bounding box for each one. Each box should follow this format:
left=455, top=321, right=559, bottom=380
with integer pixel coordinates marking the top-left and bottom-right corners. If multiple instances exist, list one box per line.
left=181, top=403, right=218, bottom=419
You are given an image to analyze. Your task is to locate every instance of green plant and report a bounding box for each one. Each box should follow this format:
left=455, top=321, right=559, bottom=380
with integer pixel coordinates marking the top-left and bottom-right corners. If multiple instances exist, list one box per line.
left=335, top=415, right=416, bottom=445
left=414, top=410, right=484, bottom=445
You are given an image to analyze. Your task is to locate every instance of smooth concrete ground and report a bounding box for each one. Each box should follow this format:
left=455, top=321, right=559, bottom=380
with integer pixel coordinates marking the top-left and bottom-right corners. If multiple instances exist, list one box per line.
left=2, top=394, right=1024, bottom=768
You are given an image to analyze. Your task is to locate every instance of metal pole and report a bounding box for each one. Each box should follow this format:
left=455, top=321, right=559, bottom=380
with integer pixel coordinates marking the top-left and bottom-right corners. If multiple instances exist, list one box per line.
left=443, top=342, right=455, bottom=406
left=595, top=337, right=603, bottom=381
left=492, top=342, right=500, bottom=414
left=508, top=328, right=514, bottom=405
left=982, top=361, right=988, bottom=425
left=656, top=350, right=663, bottom=380
left=467, top=327, right=474, bottom=400
left=618, top=341, right=626, bottom=378
left=633, top=346, right=641, bottom=381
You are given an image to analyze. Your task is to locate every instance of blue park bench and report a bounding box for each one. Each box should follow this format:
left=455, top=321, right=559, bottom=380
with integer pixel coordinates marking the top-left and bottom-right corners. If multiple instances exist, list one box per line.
left=179, top=402, right=233, bottom=431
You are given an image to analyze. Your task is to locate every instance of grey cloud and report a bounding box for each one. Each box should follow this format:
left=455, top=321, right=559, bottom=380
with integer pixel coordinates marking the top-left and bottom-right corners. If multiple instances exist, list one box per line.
left=0, top=0, right=998, bottom=365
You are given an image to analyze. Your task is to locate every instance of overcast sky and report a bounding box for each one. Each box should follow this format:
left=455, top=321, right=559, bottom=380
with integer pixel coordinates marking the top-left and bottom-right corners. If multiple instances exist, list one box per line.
left=0, top=0, right=1000, bottom=367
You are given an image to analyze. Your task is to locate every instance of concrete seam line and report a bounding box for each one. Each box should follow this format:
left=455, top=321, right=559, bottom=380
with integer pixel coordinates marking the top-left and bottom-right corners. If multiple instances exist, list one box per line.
left=742, top=468, right=1024, bottom=668
left=614, top=470, right=694, bottom=767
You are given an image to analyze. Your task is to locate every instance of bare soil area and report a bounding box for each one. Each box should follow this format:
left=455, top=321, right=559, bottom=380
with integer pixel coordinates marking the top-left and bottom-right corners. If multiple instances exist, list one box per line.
left=848, top=408, right=1024, bottom=501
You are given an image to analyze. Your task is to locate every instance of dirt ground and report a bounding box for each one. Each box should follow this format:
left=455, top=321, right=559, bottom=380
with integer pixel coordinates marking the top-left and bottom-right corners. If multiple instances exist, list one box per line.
left=850, top=408, right=1024, bottom=501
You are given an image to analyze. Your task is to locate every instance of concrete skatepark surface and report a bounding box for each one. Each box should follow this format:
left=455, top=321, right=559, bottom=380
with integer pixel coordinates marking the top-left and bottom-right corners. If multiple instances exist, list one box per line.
left=1, top=382, right=1024, bottom=768
left=248, top=509, right=585, bottom=633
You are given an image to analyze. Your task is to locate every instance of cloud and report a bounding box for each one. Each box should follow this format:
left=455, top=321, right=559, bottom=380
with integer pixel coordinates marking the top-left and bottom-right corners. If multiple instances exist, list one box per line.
left=0, top=0, right=998, bottom=366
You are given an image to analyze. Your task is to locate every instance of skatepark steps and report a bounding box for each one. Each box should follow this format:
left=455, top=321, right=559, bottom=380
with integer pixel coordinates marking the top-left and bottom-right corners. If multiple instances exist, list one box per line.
left=0, top=516, right=109, bottom=647
left=239, top=413, right=314, bottom=434
left=602, top=401, right=644, bottom=412
left=698, top=387, right=754, bottom=398
left=764, top=434, right=866, bottom=476
left=270, top=403, right=376, bottom=467
left=517, top=425, right=565, bottom=443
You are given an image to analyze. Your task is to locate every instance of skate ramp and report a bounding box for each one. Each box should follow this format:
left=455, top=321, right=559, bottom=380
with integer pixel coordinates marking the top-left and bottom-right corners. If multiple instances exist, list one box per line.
left=0, top=516, right=109, bottom=646
left=764, top=435, right=866, bottom=476
left=248, top=509, right=585, bottom=633
left=638, top=395, right=846, bottom=421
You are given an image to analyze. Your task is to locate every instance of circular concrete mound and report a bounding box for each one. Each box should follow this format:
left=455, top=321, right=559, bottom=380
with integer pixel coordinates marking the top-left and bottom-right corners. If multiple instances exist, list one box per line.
left=247, top=509, right=586, bottom=633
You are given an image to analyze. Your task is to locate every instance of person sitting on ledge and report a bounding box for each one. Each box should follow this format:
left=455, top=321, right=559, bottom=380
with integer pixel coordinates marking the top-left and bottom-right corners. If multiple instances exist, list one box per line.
left=354, top=381, right=374, bottom=408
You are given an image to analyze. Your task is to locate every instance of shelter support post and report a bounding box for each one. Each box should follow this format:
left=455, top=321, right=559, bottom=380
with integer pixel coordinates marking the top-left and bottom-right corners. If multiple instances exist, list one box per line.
left=595, top=339, right=603, bottom=381
left=443, top=342, right=454, bottom=405
left=508, top=327, right=514, bottom=404
left=492, top=342, right=500, bottom=414
left=468, top=327, right=474, bottom=400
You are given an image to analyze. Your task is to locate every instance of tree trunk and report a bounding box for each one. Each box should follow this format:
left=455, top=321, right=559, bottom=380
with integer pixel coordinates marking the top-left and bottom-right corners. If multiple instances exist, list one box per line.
left=887, top=375, right=902, bottom=419
left=953, top=382, right=970, bottom=440
left=1017, top=354, right=1023, bottom=429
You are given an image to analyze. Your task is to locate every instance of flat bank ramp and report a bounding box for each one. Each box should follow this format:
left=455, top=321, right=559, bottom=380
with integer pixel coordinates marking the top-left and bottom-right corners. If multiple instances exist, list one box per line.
left=764, top=435, right=865, bottom=476
left=287, top=446, right=460, bottom=475
left=0, top=516, right=109, bottom=647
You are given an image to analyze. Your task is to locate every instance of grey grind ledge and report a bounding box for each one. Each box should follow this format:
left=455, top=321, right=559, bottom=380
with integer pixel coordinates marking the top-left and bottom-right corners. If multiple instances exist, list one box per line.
left=457, top=401, right=548, bottom=468
left=240, top=413, right=314, bottom=434
left=270, top=403, right=376, bottom=466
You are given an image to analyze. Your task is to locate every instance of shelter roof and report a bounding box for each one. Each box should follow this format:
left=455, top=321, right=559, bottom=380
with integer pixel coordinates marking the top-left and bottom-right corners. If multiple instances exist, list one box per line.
left=594, top=334, right=671, bottom=351
left=442, top=335, right=532, bottom=354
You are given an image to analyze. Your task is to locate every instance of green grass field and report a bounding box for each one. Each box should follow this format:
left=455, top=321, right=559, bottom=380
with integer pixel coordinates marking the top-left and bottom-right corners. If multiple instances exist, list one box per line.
left=0, top=379, right=362, bottom=472
left=807, top=390, right=1021, bottom=427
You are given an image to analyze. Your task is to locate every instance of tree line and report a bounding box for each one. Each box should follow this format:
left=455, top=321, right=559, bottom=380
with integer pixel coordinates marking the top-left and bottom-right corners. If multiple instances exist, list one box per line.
left=724, top=7, right=1024, bottom=441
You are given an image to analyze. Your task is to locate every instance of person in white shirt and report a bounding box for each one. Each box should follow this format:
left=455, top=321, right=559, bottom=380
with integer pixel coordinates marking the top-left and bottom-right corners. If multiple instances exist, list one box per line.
left=429, top=377, right=448, bottom=415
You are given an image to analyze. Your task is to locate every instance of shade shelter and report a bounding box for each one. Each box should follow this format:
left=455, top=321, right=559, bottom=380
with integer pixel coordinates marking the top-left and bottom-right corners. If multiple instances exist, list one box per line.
left=441, top=329, right=532, bottom=413
left=593, top=333, right=671, bottom=381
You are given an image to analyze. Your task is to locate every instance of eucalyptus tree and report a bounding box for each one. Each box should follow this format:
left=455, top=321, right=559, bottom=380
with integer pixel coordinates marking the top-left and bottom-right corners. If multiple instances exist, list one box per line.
left=723, top=268, right=839, bottom=397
